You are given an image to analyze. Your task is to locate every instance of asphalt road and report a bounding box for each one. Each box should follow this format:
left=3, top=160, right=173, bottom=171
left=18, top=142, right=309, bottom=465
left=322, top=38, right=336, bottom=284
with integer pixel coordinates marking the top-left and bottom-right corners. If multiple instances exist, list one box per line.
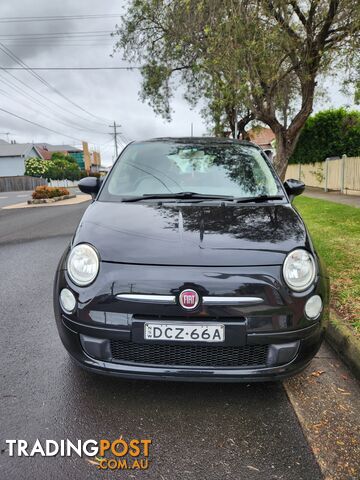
left=0, top=202, right=322, bottom=480
left=0, top=190, right=32, bottom=208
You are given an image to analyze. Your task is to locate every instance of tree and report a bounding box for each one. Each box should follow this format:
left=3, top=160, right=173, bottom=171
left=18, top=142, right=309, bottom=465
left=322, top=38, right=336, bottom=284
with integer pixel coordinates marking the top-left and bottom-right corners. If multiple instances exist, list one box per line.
left=114, top=0, right=360, bottom=178
left=50, top=152, right=77, bottom=164
left=46, top=158, right=81, bottom=181
left=290, top=108, right=360, bottom=164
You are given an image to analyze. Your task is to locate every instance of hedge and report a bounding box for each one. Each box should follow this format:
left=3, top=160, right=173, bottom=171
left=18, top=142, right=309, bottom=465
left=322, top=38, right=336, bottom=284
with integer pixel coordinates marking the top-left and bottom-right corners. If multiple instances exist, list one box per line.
left=289, top=108, right=360, bottom=165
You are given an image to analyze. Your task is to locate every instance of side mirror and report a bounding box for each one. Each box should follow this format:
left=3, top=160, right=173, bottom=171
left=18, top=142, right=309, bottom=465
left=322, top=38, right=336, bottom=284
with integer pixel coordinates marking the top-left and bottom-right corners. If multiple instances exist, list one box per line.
left=78, top=177, right=101, bottom=197
left=284, top=179, right=305, bottom=201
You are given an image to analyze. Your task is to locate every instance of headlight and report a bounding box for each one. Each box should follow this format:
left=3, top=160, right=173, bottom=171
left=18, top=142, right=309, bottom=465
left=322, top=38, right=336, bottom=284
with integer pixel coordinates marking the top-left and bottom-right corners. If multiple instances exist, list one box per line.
left=283, top=249, right=316, bottom=292
left=67, top=243, right=99, bottom=286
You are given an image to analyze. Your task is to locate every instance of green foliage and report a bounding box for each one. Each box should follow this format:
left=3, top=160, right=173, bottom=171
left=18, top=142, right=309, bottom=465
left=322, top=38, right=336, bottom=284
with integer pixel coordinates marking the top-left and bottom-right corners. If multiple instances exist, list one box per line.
left=290, top=109, right=360, bottom=164
left=50, top=152, right=77, bottom=164
left=24, top=157, right=48, bottom=177
left=295, top=196, right=360, bottom=333
left=114, top=1, right=360, bottom=177
left=24, top=154, right=83, bottom=181
left=46, top=159, right=82, bottom=181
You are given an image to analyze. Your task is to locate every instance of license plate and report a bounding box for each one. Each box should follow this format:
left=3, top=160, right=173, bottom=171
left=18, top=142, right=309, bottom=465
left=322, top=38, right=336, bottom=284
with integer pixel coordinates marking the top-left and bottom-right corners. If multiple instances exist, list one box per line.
left=144, top=323, right=225, bottom=342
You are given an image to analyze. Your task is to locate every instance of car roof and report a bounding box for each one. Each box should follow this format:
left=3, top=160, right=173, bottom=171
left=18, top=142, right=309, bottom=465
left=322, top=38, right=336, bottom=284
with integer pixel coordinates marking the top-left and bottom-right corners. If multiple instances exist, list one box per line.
left=132, top=137, right=261, bottom=149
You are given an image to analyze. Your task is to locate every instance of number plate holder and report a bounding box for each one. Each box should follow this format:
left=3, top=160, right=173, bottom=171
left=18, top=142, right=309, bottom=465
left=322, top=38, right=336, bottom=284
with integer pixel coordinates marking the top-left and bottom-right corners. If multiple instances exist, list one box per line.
left=144, top=323, right=225, bottom=343
left=131, top=320, right=246, bottom=346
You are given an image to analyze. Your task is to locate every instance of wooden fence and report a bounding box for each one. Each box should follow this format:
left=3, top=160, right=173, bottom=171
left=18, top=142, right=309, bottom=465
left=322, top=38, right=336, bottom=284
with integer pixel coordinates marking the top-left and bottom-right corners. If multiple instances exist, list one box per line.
left=285, top=156, right=360, bottom=195
left=0, top=176, right=47, bottom=192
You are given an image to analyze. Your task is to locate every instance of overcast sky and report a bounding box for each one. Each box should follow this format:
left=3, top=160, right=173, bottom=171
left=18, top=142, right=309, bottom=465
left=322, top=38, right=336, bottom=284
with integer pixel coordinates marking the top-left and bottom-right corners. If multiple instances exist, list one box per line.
left=0, top=0, right=356, bottom=165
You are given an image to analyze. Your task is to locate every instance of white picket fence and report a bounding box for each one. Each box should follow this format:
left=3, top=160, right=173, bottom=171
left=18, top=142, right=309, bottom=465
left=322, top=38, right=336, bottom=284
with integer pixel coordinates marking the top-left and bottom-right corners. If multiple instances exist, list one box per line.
left=48, top=179, right=79, bottom=188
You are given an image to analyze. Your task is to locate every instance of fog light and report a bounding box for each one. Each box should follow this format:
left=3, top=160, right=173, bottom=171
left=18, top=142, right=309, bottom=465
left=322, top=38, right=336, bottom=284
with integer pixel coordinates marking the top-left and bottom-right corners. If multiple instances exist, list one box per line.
left=60, top=288, right=76, bottom=313
left=305, top=295, right=322, bottom=320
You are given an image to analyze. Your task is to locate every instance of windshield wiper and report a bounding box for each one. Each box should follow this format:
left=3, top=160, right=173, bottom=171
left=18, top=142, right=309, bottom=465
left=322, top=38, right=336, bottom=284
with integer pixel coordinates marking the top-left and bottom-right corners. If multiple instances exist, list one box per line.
left=121, top=192, right=235, bottom=202
left=234, top=195, right=284, bottom=203
left=121, top=192, right=283, bottom=203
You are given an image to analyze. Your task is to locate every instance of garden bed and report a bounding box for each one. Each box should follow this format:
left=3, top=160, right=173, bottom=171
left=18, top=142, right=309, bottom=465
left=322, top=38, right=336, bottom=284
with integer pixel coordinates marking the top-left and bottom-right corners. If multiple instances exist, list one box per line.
left=28, top=185, right=75, bottom=204
left=28, top=194, right=76, bottom=204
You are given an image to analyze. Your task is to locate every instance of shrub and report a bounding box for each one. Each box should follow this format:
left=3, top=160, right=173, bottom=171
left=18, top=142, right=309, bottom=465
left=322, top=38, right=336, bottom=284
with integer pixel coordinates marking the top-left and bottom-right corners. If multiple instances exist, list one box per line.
left=32, top=186, right=70, bottom=199
left=290, top=108, right=360, bottom=164
left=46, top=159, right=82, bottom=181
left=50, top=152, right=77, bottom=164
left=25, top=154, right=82, bottom=181
left=25, top=157, right=49, bottom=177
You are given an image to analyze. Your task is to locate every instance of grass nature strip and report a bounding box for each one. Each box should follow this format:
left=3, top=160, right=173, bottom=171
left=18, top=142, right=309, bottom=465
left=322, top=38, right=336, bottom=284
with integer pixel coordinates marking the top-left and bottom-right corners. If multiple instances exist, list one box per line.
left=294, top=196, right=360, bottom=336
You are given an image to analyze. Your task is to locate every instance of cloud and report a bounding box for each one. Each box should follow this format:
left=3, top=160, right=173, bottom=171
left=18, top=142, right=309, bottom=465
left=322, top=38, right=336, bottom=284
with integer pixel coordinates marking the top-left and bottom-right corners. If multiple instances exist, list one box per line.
left=0, top=0, right=356, bottom=166
left=0, top=0, right=206, bottom=165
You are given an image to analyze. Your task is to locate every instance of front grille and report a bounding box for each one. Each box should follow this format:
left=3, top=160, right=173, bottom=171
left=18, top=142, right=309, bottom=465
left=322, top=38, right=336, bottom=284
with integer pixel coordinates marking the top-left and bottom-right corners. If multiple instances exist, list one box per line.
left=110, top=340, right=269, bottom=368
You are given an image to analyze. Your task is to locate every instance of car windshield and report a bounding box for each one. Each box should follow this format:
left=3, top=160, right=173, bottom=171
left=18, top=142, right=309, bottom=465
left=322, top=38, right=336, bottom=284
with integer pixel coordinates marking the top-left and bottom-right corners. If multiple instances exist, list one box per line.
left=99, top=140, right=282, bottom=201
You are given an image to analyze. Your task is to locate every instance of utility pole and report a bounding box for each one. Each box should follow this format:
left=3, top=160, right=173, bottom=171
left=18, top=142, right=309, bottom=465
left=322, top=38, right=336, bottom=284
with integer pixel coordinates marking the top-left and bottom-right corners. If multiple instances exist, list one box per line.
left=0, top=132, right=11, bottom=142
left=109, top=121, right=122, bottom=159
left=191, top=123, right=194, bottom=137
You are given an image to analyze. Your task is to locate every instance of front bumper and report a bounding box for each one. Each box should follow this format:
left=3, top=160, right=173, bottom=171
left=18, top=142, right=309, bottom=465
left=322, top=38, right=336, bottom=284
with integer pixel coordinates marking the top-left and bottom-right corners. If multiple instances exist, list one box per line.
left=58, top=317, right=323, bottom=382
left=54, top=260, right=329, bottom=382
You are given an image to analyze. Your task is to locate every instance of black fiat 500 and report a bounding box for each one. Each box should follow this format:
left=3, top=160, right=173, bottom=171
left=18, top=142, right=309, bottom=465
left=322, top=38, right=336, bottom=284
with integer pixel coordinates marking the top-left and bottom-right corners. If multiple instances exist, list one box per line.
left=54, top=137, right=329, bottom=381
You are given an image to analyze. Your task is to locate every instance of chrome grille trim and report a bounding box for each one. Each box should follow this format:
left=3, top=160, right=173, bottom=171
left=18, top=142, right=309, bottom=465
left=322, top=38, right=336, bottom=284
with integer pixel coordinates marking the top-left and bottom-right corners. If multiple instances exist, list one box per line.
left=203, top=296, right=263, bottom=305
left=116, top=294, right=176, bottom=304
left=116, top=293, right=263, bottom=305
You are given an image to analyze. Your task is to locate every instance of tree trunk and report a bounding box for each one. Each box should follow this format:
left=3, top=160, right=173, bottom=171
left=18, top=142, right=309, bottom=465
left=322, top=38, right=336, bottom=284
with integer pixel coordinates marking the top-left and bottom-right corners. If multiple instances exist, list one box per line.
left=237, top=113, right=254, bottom=140
left=258, top=79, right=316, bottom=181
left=273, top=129, right=298, bottom=181
left=226, top=108, right=253, bottom=139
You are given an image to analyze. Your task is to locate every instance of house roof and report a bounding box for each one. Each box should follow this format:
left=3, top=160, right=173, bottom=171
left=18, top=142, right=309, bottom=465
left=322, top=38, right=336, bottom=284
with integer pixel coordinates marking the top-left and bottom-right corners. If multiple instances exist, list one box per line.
left=36, top=147, right=53, bottom=160
left=35, top=143, right=82, bottom=153
left=0, top=143, right=41, bottom=158
left=247, top=127, right=275, bottom=148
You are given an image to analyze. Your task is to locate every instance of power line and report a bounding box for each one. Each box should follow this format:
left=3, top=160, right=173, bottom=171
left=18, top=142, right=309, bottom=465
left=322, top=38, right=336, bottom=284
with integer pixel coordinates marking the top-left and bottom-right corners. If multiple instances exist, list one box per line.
left=0, top=14, right=121, bottom=23
left=0, top=74, right=108, bottom=136
left=0, top=106, right=85, bottom=142
left=0, top=67, right=110, bottom=132
left=0, top=35, right=112, bottom=41
left=1, top=66, right=141, bottom=70
left=0, top=30, right=112, bottom=37
left=0, top=42, right=114, bottom=125
left=0, top=58, right=133, bottom=143
left=2, top=44, right=114, bottom=48
left=1, top=41, right=114, bottom=47
left=0, top=38, right=112, bottom=43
